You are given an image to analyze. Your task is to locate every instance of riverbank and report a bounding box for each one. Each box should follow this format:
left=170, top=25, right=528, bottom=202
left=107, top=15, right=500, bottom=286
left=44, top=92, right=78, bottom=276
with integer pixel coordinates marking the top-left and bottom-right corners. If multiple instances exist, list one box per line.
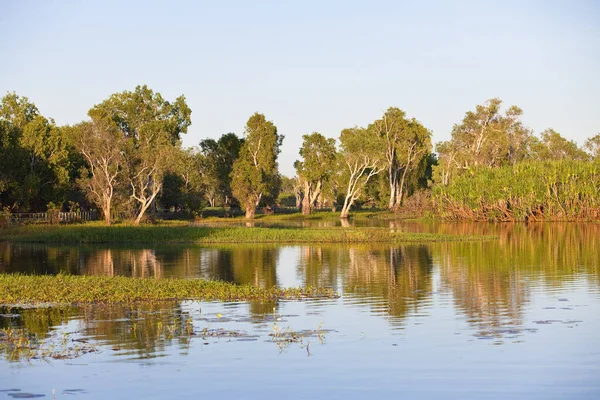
left=0, top=224, right=493, bottom=245
left=0, top=274, right=338, bottom=305
left=196, top=209, right=402, bottom=223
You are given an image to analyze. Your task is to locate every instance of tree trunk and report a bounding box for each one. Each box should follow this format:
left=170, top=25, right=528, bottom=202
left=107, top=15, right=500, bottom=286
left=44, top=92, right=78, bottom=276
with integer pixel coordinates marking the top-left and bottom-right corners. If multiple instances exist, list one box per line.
left=134, top=203, right=152, bottom=225
left=302, top=196, right=311, bottom=215
left=339, top=207, right=350, bottom=219
left=245, top=206, right=255, bottom=219
left=340, top=194, right=352, bottom=219
left=103, top=210, right=111, bottom=225
left=103, top=197, right=111, bottom=225
left=388, top=166, right=398, bottom=211
left=302, top=181, right=312, bottom=215
left=394, top=166, right=410, bottom=210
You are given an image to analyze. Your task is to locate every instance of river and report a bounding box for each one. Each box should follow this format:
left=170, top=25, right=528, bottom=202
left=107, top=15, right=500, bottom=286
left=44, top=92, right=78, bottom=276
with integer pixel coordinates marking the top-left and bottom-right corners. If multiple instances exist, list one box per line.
left=1, top=222, right=599, bottom=399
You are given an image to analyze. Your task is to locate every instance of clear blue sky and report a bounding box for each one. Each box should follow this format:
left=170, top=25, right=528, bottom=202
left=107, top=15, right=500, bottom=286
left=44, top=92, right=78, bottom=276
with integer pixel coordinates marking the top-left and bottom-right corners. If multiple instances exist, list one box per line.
left=1, top=0, right=598, bottom=176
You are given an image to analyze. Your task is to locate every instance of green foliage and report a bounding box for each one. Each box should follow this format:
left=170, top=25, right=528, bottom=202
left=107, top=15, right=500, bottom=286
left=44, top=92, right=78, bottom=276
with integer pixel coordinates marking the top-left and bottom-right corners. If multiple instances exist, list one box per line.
left=277, top=175, right=300, bottom=207
left=160, top=147, right=204, bottom=212
left=0, top=93, right=79, bottom=211
left=433, top=160, right=600, bottom=221
left=531, top=128, right=590, bottom=161
left=295, top=132, right=337, bottom=214
left=231, top=113, right=283, bottom=218
left=371, top=107, right=432, bottom=210
left=434, top=98, right=534, bottom=184
left=69, top=120, right=126, bottom=224
left=89, top=85, right=192, bottom=225
left=585, top=134, right=600, bottom=160
left=199, top=133, right=244, bottom=206
left=296, top=133, right=337, bottom=184
left=338, top=126, right=387, bottom=218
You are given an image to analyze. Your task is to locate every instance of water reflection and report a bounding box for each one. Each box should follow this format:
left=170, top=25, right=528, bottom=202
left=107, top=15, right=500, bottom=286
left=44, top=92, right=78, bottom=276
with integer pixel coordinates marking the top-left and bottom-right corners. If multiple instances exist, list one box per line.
left=1, top=303, right=194, bottom=361
left=1, top=223, right=599, bottom=354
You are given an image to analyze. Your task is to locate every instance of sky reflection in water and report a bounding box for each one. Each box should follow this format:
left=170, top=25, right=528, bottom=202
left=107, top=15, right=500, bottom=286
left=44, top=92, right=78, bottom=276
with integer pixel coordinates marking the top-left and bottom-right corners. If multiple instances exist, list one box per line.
left=1, top=222, right=599, bottom=399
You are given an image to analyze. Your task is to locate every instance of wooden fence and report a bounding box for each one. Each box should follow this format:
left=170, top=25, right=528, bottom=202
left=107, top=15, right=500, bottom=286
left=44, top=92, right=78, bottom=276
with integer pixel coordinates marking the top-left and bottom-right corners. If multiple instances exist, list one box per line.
left=10, top=211, right=98, bottom=223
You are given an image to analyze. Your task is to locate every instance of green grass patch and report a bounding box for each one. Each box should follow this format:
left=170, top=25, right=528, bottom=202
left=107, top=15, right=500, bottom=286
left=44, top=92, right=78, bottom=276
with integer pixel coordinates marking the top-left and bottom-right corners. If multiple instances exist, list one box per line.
left=0, top=274, right=338, bottom=305
left=0, top=224, right=493, bottom=244
left=197, top=210, right=398, bottom=223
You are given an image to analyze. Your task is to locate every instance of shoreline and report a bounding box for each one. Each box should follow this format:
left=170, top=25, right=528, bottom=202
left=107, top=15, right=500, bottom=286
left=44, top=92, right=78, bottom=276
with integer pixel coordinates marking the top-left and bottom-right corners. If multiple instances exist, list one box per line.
left=0, top=224, right=495, bottom=245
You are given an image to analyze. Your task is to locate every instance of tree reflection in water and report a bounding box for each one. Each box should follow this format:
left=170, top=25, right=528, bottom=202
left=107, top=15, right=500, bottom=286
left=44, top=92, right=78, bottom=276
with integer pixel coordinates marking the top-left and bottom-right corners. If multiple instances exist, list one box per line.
left=1, top=223, right=598, bottom=346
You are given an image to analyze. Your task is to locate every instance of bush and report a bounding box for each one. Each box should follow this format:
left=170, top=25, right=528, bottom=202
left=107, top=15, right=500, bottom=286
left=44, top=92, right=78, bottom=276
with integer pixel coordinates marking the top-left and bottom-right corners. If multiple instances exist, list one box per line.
left=433, top=160, right=600, bottom=221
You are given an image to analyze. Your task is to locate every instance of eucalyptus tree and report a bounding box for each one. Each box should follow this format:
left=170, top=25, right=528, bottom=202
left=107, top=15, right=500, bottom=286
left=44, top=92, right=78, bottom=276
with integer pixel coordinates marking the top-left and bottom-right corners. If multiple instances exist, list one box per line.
left=70, top=120, right=125, bottom=224
left=160, top=147, right=204, bottom=212
left=199, top=133, right=244, bottom=206
left=531, top=129, right=589, bottom=161
left=338, top=126, right=386, bottom=219
left=372, top=108, right=432, bottom=211
left=230, top=113, right=283, bottom=219
left=435, top=98, right=533, bottom=185
left=294, top=132, right=337, bottom=215
left=88, top=85, right=191, bottom=224
left=585, top=134, right=600, bottom=160
left=278, top=175, right=302, bottom=207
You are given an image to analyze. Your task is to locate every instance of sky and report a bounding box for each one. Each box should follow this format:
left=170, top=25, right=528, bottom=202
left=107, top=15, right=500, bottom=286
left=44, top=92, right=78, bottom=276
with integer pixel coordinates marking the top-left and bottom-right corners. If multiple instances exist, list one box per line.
left=1, top=0, right=599, bottom=176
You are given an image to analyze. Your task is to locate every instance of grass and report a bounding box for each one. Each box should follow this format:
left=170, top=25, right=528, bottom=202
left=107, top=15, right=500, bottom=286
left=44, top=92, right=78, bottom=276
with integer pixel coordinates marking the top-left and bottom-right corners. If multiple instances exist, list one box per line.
left=199, top=209, right=398, bottom=223
left=0, top=274, right=338, bottom=306
left=0, top=223, right=493, bottom=245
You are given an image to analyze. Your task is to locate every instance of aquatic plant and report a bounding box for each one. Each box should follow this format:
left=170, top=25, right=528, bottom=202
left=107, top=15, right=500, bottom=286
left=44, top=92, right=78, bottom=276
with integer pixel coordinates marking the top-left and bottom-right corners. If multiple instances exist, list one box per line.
left=433, top=160, right=600, bottom=221
left=0, top=274, right=338, bottom=305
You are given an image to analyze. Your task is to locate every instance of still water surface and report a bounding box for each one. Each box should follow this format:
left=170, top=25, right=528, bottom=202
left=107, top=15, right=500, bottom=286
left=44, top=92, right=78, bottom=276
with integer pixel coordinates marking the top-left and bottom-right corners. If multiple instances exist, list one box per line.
left=1, top=223, right=599, bottom=399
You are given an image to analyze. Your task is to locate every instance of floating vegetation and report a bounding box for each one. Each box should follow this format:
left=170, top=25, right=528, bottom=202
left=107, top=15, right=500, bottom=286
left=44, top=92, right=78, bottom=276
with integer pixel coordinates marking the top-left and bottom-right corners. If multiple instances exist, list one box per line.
left=269, top=322, right=331, bottom=354
left=0, top=327, right=98, bottom=362
left=0, top=274, right=338, bottom=305
left=1, top=302, right=333, bottom=363
left=0, top=224, right=493, bottom=245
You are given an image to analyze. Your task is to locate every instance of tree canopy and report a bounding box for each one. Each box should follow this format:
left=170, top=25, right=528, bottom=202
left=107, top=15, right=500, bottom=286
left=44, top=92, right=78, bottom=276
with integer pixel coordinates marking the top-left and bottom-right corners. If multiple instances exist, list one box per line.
left=338, top=126, right=386, bottom=219
left=295, top=132, right=337, bottom=215
left=88, top=85, right=192, bottom=224
left=230, top=113, right=283, bottom=219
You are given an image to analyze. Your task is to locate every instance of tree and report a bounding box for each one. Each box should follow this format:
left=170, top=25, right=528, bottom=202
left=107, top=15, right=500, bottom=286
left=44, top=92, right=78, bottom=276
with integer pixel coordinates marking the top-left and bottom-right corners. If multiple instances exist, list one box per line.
left=294, top=132, right=337, bottom=215
left=585, top=134, right=600, bottom=160
left=278, top=175, right=301, bottom=207
left=435, top=98, right=533, bottom=185
left=230, top=113, right=283, bottom=219
left=88, top=85, right=192, bottom=224
left=199, top=133, right=244, bottom=206
left=338, top=126, right=386, bottom=219
left=160, top=147, right=204, bottom=212
left=372, top=108, right=432, bottom=211
left=0, top=93, right=73, bottom=211
left=531, top=129, right=590, bottom=161
left=70, top=121, right=125, bottom=224
left=394, top=119, right=431, bottom=208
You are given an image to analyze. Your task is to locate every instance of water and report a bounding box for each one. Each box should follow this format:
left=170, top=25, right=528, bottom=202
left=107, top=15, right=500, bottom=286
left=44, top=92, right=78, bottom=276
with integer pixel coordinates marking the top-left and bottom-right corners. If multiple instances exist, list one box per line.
left=1, top=222, right=599, bottom=399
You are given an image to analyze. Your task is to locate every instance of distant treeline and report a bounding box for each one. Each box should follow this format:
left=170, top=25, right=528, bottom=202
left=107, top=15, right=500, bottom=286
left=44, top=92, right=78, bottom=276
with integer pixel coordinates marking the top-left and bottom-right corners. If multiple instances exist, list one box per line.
left=0, top=88, right=598, bottom=222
